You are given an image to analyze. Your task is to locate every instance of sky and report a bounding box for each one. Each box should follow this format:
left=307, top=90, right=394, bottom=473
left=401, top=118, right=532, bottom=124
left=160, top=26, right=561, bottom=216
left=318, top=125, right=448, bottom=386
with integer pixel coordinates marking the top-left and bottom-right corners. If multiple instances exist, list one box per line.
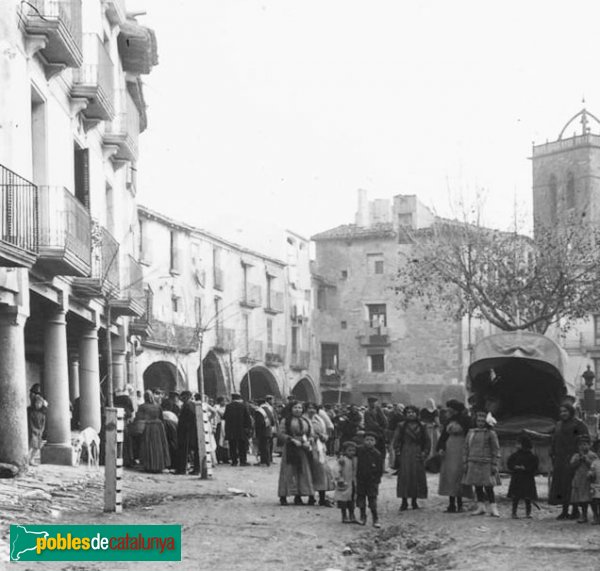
left=132, top=0, right=600, bottom=248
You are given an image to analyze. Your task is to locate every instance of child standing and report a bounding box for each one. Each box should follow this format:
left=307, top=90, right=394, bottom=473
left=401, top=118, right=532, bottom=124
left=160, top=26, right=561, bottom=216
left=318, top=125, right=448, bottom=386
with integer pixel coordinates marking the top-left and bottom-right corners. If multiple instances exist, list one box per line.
left=463, top=409, right=501, bottom=517
left=589, top=447, right=600, bottom=525
left=27, top=393, right=47, bottom=465
left=356, top=432, right=384, bottom=528
left=570, top=434, right=598, bottom=523
left=334, top=441, right=358, bottom=523
left=507, top=434, right=539, bottom=519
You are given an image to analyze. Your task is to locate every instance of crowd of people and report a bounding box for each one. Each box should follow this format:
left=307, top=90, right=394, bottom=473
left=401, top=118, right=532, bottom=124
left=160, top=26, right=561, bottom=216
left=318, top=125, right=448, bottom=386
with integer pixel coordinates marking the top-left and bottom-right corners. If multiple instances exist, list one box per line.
left=26, top=382, right=600, bottom=528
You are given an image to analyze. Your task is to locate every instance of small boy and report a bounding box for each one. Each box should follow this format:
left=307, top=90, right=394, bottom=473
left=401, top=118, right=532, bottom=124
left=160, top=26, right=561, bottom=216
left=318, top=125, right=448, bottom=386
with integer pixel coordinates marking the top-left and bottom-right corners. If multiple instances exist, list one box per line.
left=507, top=434, right=539, bottom=519
left=356, top=431, right=384, bottom=528
left=334, top=441, right=358, bottom=523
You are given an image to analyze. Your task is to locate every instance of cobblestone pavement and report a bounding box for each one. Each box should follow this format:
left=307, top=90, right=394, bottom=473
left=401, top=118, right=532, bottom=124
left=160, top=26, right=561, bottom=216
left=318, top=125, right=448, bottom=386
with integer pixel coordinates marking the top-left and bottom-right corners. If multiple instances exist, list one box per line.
left=2, top=462, right=600, bottom=571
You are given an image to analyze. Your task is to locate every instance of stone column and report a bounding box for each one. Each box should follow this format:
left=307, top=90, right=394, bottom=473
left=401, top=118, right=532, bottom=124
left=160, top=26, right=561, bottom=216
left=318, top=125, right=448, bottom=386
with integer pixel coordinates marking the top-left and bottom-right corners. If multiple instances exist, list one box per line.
left=112, top=350, right=126, bottom=393
left=41, top=310, right=74, bottom=465
left=69, top=354, right=80, bottom=403
left=0, top=309, right=29, bottom=468
left=79, top=326, right=101, bottom=432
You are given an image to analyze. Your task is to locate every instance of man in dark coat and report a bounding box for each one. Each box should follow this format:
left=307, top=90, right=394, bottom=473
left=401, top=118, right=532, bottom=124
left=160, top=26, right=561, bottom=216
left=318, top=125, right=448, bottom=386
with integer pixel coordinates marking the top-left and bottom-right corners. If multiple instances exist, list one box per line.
left=176, top=391, right=199, bottom=475
left=356, top=431, right=384, bottom=527
left=223, top=393, right=253, bottom=466
left=364, top=397, right=388, bottom=465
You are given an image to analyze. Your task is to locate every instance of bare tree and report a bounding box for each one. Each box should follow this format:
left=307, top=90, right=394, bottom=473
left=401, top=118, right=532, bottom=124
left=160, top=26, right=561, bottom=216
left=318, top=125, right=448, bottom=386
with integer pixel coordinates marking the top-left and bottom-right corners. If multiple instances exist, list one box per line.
left=395, top=212, right=600, bottom=334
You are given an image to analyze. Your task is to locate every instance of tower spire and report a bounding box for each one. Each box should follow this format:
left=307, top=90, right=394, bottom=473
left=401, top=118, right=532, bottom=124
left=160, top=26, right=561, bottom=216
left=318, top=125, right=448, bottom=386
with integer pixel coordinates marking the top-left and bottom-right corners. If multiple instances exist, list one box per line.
left=581, top=96, right=589, bottom=134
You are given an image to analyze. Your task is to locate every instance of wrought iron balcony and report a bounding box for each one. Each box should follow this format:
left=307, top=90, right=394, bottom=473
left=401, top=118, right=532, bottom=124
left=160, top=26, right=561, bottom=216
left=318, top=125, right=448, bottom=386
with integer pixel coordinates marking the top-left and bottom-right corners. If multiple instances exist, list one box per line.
left=143, top=319, right=199, bottom=353
left=320, top=367, right=346, bottom=389
left=103, top=88, right=140, bottom=162
left=22, top=0, right=83, bottom=76
left=71, top=222, right=119, bottom=298
left=265, top=344, right=285, bottom=366
left=214, top=328, right=235, bottom=352
left=265, top=290, right=284, bottom=314
left=102, top=0, right=126, bottom=26
left=111, top=255, right=145, bottom=317
left=241, top=283, right=262, bottom=308
left=358, top=322, right=390, bottom=346
left=290, top=351, right=310, bottom=371
left=36, top=186, right=91, bottom=276
left=213, top=267, right=224, bottom=291
left=240, top=340, right=263, bottom=363
left=71, top=33, right=114, bottom=122
left=0, top=164, right=38, bottom=267
left=130, top=287, right=153, bottom=338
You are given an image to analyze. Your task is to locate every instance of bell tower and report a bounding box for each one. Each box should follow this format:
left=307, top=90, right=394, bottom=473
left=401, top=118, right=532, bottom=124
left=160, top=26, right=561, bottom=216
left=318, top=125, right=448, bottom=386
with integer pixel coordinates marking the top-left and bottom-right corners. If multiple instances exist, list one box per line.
left=531, top=107, right=600, bottom=235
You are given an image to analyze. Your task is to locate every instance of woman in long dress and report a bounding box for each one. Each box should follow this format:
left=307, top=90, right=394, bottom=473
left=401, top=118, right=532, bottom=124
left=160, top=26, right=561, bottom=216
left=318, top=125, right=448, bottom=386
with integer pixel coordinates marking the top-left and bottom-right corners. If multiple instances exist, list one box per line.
left=437, top=399, right=473, bottom=512
left=136, top=390, right=171, bottom=473
left=277, top=401, right=315, bottom=505
left=306, top=403, right=334, bottom=506
left=420, top=398, right=440, bottom=460
left=393, top=405, right=430, bottom=510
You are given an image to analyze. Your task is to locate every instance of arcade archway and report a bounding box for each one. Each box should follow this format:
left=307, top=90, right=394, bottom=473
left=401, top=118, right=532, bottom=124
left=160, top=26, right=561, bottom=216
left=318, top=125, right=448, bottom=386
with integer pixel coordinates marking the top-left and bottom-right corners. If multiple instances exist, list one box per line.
left=291, top=377, right=317, bottom=403
left=200, top=351, right=228, bottom=400
left=143, top=361, right=185, bottom=393
left=240, top=366, right=281, bottom=401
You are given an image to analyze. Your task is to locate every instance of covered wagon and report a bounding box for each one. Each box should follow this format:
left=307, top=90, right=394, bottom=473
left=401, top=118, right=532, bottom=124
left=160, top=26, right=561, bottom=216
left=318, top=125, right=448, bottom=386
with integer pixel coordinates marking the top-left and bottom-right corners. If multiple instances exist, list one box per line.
left=468, top=331, right=574, bottom=473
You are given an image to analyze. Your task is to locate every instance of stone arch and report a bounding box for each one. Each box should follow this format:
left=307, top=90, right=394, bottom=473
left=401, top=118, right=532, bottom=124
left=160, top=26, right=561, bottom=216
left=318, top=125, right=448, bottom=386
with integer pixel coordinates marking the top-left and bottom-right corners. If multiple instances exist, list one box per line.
left=143, top=361, right=185, bottom=393
left=240, top=366, right=281, bottom=401
left=200, top=351, right=228, bottom=400
left=291, top=377, right=318, bottom=403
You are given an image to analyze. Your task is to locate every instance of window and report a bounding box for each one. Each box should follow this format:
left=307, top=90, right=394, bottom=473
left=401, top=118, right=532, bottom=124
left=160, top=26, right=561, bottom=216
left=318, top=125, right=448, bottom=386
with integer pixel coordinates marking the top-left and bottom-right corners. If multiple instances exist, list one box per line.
left=321, top=343, right=339, bottom=371
left=266, top=275, right=273, bottom=308
left=31, top=88, right=48, bottom=186
left=243, top=313, right=250, bottom=354
left=317, top=287, right=327, bottom=310
left=170, top=231, right=181, bottom=274
left=367, top=253, right=384, bottom=275
left=291, top=326, right=298, bottom=355
left=341, top=270, right=348, bottom=279
left=369, top=354, right=385, bottom=372
left=267, top=318, right=273, bottom=352
left=171, top=296, right=180, bottom=313
left=341, top=321, right=347, bottom=329
left=566, top=172, right=575, bottom=210
left=398, top=213, right=413, bottom=227
left=194, top=297, right=202, bottom=326
left=594, top=315, right=600, bottom=345
left=73, top=146, right=90, bottom=210
left=549, top=174, right=558, bottom=223
left=367, top=304, right=387, bottom=327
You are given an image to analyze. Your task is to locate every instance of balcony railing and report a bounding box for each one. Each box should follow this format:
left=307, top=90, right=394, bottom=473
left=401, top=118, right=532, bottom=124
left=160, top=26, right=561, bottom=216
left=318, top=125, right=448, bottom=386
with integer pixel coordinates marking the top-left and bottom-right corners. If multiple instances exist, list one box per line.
left=240, top=340, right=263, bottom=363
left=214, top=328, right=235, bottom=352
left=22, top=0, right=83, bottom=73
left=265, top=290, right=284, bottom=314
left=359, top=321, right=390, bottom=346
left=111, top=255, right=145, bottom=317
left=213, top=267, right=224, bottom=291
left=290, top=351, right=310, bottom=371
left=265, top=343, right=285, bottom=366
left=241, top=283, right=262, bottom=308
left=0, top=164, right=38, bottom=267
left=71, top=222, right=119, bottom=297
left=72, top=33, right=114, bottom=122
left=130, top=287, right=153, bottom=338
left=103, top=88, right=140, bottom=162
left=320, top=367, right=346, bottom=389
left=36, top=186, right=90, bottom=276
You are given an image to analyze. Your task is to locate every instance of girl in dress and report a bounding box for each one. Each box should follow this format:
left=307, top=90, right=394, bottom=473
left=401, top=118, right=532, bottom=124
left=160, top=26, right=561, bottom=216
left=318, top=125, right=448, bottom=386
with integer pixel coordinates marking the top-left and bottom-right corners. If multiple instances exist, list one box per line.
left=333, top=440, right=358, bottom=523
left=570, top=434, right=598, bottom=523
left=463, top=409, right=501, bottom=517
left=393, top=405, right=430, bottom=511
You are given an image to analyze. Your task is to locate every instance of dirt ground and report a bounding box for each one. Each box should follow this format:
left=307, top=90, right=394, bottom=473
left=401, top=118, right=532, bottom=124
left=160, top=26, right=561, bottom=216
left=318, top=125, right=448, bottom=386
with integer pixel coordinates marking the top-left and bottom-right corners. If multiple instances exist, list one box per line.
left=2, top=461, right=600, bottom=571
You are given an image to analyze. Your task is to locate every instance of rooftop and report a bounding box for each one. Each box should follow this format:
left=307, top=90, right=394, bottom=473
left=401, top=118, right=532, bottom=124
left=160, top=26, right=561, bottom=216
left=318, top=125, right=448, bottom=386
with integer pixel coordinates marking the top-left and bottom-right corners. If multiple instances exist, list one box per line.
left=311, top=222, right=396, bottom=242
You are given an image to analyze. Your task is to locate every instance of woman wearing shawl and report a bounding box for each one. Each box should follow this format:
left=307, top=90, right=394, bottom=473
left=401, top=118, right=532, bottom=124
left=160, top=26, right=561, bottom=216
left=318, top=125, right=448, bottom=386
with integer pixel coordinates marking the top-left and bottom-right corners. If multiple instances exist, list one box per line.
left=420, top=398, right=440, bottom=459
left=306, top=403, right=334, bottom=506
left=136, top=390, right=171, bottom=473
left=393, top=405, right=430, bottom=510
left=277, top=401, right=315, bottom=505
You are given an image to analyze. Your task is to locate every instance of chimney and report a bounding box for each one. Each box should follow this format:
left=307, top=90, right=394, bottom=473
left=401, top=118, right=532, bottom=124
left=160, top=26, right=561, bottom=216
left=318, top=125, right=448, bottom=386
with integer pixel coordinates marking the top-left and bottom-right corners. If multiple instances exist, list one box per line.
left=355, top=188, right=369, bottom=227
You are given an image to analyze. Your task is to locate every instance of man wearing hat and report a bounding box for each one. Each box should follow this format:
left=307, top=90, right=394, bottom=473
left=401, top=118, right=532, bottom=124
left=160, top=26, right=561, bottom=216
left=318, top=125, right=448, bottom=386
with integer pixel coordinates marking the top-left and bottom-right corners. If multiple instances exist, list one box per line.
left=223, top=393, right=253, bottom=466
left=363, top=397, right=388, bottom=467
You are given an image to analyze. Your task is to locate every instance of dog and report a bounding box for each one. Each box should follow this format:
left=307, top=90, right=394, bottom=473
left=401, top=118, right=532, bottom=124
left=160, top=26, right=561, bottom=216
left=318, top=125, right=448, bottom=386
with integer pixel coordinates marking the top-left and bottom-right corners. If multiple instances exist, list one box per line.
left=73, top=426, right=100, bottom=468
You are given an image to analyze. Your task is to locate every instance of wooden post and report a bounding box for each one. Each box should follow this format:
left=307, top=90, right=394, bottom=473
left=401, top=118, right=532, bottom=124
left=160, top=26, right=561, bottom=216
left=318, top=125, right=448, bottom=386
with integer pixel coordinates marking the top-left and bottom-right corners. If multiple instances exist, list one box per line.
left=194, top=401, right=213, bottom=479
left=104, top=407, right=124, bottom=513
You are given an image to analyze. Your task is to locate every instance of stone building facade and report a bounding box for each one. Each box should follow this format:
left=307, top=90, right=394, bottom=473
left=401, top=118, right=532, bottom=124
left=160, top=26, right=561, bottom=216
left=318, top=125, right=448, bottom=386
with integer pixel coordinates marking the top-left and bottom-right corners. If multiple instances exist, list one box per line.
left=135, top=207, right=319, bottom=403
left=0, top=0, right=157, bottom=467
left=312, top=190, right=467, bottom=406
left=531, top=109, right=600, bottom=400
